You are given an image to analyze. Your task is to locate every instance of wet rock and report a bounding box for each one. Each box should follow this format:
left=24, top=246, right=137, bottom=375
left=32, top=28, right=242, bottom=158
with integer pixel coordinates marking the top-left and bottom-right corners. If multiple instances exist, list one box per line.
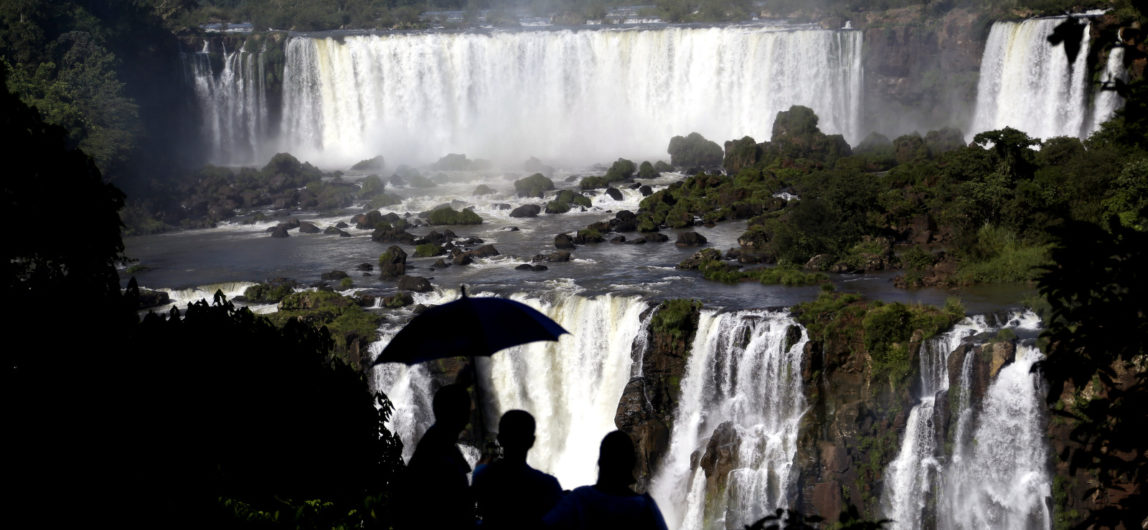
left=298, top=221, right=321, bottom=234
left=609, top=235, right=626, bottom=243
left=644, top=233, right=669, bottom=243
left=674, top=231, right=707, bottom=247
left=555, top=234, right=576, bottom=249
left=639, top=185, right=653, bottom=196
left=431, top=258, right=450, bottom=270
left=378, top=246, right=407, bottom=279
left=470, top=244, right=499, bottom=258
left=383, top=292, right=414, bottom=308
left=136, top=289, right=170, bottom=309
left=320, top=270, right=349, bottom=281
left=986, top=341, right=1016, bottom=379
left=605, top=187, right=623, bottom=201
left=270, top=225, right=290, bottom=238
left=335, top=221, right=349, bottom=228
left=355, top=263, right=373, bottom=272
left=396, top=275, right=433, bottom=292
left=510, top=204, right=541, bottom=218
left=613, top=210, right=638, bottom=232
left=678, top=248, right=722, bottom=270
left=452, top=252, right=474, bottom=266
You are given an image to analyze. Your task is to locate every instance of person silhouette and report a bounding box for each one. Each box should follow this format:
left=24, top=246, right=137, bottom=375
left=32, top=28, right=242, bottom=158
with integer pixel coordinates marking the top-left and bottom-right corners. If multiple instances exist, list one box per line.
left=542, top=430, right=668, bottom=530
left=393, top=383, right=475, bottom=530
left=472, top=410, right=563, bottom=530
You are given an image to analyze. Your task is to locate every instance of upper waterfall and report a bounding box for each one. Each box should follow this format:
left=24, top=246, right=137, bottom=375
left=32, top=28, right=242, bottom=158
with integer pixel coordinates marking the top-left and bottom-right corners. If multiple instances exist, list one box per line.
left=970, top=16, right=1124, bottom=141
left=279, top=26, right=864, bottom=167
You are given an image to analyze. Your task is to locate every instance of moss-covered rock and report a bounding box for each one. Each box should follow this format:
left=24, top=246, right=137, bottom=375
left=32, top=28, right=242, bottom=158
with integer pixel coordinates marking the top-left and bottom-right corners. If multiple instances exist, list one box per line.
left=426, top=207, right=482, bottom=225
left=269, top=290, right=383, bottom=368
left=378, top=246, right=407, bottom=279
left=242, top=278, right=298, bottom=304
left=667, top=132, right=723, bottom=169
left=514, top=173, right=555, bottom=198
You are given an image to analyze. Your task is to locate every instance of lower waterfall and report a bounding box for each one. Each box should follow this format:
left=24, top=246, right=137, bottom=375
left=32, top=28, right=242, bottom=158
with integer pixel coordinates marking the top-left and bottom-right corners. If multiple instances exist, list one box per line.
left=881, top=312, right=1051, bottom=530
left=648, top=310, right=808, bottom=530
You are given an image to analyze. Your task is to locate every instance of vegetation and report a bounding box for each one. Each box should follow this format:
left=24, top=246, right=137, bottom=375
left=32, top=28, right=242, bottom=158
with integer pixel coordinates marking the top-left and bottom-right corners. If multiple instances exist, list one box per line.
left=514, top=172, right=555, bottom=198
left=650, top=299, right=702, bottom=341
left=426, top=206, right=483, bottom=225
left=667, top=132, right=723, bottom=169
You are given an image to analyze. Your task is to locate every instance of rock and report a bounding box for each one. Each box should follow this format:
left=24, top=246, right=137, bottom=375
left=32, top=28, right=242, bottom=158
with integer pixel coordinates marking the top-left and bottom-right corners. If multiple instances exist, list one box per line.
left=470, top=244, right=499, bottom=258
left=987, top=341, right=1016, bottom=379
left=645, top=233, right=669, bottom=243
left=609, top=235, right=626, bottom=243
left=320, top=270, right=349, bottom=281
left=805, top=254, right=833, bottom=271
left=493, top=203, right=512, bottom=210
left=355, top=293, right=376, bottom=307
left=639, top=185, right=653, bottom=196
left=356, top=263, right=373, bottom=272
left=396, top=275, right=433, bottom=292
left=452, top=252, right=473, bottom=266
left=515, top=264, right=548, bottom=272
left=627, top=237, right=647, bottom=244
left=431, top=258, right=450, bottom=270
left=270, top=225, right=290, bottom=238
left=545, top=251, right=572, bottom=262
left=335, top=221, right=349, bottom=228
left=136, top=289, right=170, bottom=309
left=555, top=234, right=576, bottom=249
left=503, top=226, right=519, bottom=232
left=674, top=231, right=707, bottom=247
left=613, top=210, right=638, bottom=232
left=513, top=173, right=555, bottom=198
left=378, top=246, right=407, bottom=279
left=298, top=221, right=321, bottom=234
left=383, top=292, right=414, bottom=308
left=510, top=204, right=542, bottom=218
left=678, top=248, right=723, bottom=270
left=605, top=187, right=623, bottom=201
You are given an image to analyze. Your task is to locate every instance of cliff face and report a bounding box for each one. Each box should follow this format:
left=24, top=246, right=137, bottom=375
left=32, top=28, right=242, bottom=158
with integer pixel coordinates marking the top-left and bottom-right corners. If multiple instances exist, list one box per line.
left=858, top=7, right=989, bottom=139
left=615, top=300, right=701, bottom=492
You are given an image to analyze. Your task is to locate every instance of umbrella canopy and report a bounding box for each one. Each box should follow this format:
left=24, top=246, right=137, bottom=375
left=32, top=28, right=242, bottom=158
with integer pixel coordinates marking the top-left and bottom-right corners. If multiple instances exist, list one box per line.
left=373, top=290, right=569, bottom=366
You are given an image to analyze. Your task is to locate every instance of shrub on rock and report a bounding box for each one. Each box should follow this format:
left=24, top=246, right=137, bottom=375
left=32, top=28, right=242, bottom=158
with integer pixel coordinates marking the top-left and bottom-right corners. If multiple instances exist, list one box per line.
left=514, top=173, right=555, bottom=198
left=427, top=207, right=482, bottom=225
left=667, top=132, right=723, bottom=169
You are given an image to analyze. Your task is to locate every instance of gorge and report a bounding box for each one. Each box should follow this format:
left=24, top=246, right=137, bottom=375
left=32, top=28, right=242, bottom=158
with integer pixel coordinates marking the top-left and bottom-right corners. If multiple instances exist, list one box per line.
left=130, top=6, right=1141, bottom=529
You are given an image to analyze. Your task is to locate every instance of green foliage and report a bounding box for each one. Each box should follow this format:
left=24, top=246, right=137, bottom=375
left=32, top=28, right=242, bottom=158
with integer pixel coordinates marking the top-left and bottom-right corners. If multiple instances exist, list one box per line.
left=414, top=243, right=445, bottom=257
left=243, top=281, right=297, bottom=303
left=514, top=172, right=555, bottom=198
left=427, top=206, right=483, bottom=225
left=651, top=299, right=702, bottom=341
left=270, top=290, right=383, bottom=361
left=667, top=132, right=723, bottom=168
left=954, top=225, right=1051, bottom=284
left=338, top=277, right=353, bottom=290
left=638, top=160, right=659, bottom=179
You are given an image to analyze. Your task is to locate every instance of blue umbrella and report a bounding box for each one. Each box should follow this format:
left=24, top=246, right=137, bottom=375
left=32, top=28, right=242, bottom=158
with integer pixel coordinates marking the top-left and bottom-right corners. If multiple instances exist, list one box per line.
left=372, top=287, right=569, bottom=366
left=371, top=287, right=569, bottom=445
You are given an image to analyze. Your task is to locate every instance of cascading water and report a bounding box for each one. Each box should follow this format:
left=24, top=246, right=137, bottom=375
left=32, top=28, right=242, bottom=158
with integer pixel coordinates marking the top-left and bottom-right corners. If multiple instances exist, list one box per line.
left=649, top=310, right=808, bottom=530
left=881, top=312, right=1051, bottom=529
left=970, top=17, right=1094, bottom=141
left=881, top=316, right=990, bottom=529
left=942, top=343, right=1051, bottom=529
left=1091, top=46, right=1127, bottom=133
left=279, top=26, right=863, bottom=167
left=371, top=290, right=649, bottom=490
left=187, top=40, right=269, bottom=165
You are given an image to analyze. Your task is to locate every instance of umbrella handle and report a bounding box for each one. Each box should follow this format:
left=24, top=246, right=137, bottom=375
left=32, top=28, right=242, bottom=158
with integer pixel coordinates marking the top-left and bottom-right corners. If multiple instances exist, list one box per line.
left=468, top=355, right=488, bottom=452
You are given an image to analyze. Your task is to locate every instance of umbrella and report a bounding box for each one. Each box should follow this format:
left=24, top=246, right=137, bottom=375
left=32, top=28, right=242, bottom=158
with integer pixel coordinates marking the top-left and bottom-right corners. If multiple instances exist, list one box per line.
left=372, top=287, right=568, bottom=365
left=372, top=287, right=569, bottom=443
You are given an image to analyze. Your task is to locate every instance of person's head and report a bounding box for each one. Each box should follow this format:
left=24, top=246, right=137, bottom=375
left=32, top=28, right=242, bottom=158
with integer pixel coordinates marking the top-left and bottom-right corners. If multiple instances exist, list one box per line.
left=497, top=410, right=536, bottom=456
left=432, top=383, right=471, bottom=434
left=596, top=430, right=636, bottom=487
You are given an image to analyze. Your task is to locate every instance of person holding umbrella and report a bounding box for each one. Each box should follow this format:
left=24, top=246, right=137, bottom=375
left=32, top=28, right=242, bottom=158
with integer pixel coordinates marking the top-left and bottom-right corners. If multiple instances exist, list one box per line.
left=392, top=383, right=475, bottom=530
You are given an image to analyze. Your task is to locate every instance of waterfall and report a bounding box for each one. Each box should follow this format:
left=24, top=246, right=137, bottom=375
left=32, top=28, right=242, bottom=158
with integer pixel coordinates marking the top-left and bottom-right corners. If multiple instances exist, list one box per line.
left=1090, top=46, right=1127, bottom=134
left=969, top=17, right=1093, bottom=141
left=649, top=310, right=808, bottom=530
left=279, top=26, right=863, bottom=167
left=187, top=40, right=269, bottom=165
left=371, top=290, right=648, bottom=489
left=881, top=317, right=990, bottom=529
left=941, top=343, right=1051, bottom=529
left=881, top=312, right=1051, bottom=530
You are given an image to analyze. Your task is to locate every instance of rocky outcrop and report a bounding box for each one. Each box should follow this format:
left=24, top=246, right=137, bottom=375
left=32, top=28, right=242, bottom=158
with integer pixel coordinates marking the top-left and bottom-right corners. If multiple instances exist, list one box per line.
left=615, top=299, right=702, bottom=492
